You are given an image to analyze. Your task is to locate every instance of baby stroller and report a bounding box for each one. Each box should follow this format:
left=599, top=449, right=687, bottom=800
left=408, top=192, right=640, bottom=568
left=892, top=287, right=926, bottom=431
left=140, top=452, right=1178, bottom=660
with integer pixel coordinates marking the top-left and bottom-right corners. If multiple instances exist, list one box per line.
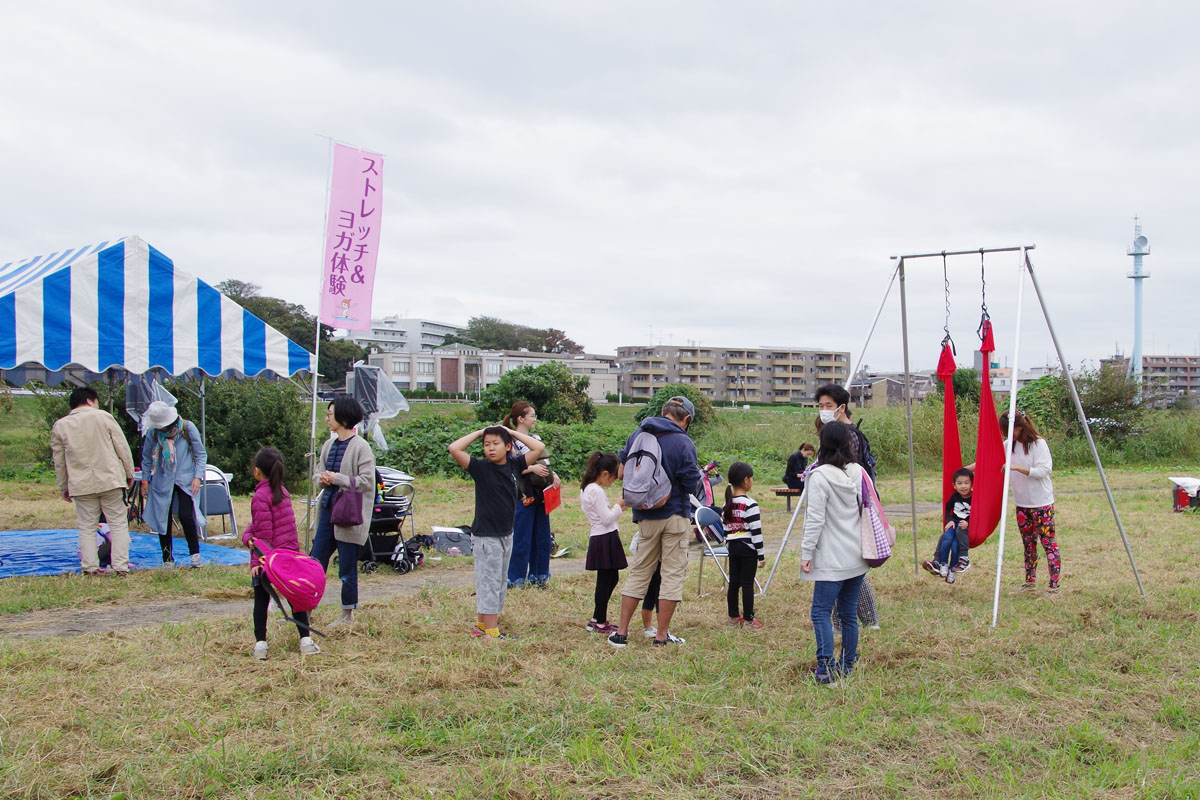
left=359, top=468, right=426, bottom=574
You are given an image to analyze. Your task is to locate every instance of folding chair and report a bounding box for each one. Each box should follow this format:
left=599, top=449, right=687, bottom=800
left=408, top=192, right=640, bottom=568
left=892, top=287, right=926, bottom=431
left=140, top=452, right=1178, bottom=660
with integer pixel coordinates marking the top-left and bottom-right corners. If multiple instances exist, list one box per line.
left=693, top=506, right=731, bottom=597
left=197, top=465, right=239, bottom=540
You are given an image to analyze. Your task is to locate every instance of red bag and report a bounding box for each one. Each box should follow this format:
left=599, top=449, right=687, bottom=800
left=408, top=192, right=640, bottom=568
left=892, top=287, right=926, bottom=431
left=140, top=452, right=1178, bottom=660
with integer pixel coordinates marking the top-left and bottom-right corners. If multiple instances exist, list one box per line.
left=542, top=485, right=561, bottom=514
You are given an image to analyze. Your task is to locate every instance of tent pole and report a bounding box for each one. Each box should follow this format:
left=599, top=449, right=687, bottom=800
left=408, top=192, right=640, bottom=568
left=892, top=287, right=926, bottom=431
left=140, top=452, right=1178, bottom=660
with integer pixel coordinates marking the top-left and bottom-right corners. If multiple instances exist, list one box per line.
left=200, top=374, right=208, bottom=520
left=990, top=249, right=1027, bottom=627
left=1024, top=253, right=1146, bottom=598
left=897, top=259, right=919, bottom=574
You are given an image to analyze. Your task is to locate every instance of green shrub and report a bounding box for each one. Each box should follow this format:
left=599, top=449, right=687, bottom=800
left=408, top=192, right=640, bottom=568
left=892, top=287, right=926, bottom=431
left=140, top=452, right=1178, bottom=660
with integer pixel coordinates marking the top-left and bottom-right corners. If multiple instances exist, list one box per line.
left=476, top=362, right=596, bottom=424
left=633, top=385, right=717, bottom=432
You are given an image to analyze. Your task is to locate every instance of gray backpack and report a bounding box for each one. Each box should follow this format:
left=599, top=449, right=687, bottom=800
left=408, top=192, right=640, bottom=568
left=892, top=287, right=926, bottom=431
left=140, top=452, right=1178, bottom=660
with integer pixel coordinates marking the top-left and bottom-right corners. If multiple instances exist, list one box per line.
left=622, top=429, right=674, bottom=511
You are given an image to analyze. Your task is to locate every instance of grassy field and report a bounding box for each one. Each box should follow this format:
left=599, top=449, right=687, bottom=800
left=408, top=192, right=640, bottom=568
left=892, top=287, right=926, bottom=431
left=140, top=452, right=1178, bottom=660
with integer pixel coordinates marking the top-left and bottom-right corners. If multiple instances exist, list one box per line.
left=1, top=461, right=1199, bottom=798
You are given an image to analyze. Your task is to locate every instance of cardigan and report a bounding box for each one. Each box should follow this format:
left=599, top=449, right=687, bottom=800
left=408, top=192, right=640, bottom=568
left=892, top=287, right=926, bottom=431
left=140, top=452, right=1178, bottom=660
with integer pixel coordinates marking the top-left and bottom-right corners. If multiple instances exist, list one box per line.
left=1009, top=437, right=1054, bottom=507
left=316, top=434, right=375, bottom=546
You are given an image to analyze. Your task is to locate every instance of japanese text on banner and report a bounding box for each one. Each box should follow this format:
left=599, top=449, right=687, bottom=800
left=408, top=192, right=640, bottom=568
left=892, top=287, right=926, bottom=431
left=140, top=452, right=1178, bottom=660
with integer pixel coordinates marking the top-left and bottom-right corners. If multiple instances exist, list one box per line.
left=319, top=144, right=383, bottom=331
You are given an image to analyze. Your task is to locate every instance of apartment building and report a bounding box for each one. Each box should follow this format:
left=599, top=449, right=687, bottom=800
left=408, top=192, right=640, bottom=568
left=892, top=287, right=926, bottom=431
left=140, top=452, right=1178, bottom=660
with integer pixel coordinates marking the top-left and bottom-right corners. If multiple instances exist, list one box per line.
left=1101, top=353, right=1200, bottom=406
left=367, top=344, right=619, bottom=401
left=615, top=345, right=850, bottom=404
left=336, top=316, right=463, bottom=355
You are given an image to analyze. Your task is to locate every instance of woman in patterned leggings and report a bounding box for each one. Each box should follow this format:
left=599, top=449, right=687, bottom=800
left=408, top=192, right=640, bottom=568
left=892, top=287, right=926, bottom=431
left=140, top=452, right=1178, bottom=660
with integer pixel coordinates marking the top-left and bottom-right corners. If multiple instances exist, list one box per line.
left=999, top=411, right=1061, bottom=594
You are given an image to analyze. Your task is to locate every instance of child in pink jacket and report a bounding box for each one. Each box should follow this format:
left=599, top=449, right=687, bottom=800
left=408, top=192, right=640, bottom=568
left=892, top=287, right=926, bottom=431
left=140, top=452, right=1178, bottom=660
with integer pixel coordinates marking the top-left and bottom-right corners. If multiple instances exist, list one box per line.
left=241, top=447, right=318, bottom=659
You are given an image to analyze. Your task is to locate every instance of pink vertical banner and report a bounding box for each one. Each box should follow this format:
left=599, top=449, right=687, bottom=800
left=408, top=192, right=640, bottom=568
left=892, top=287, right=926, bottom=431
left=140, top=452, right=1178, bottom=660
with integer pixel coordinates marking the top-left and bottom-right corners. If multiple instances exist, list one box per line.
left=319, top=143, right=383, bottom=331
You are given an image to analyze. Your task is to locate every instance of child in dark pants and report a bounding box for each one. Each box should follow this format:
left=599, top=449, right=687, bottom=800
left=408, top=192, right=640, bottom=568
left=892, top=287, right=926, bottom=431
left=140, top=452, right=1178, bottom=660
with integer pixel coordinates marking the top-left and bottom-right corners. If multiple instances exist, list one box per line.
left=722, top=462, right=765, bottom=628
left=923, top=467, right=973, bottom=584
left=579, top=452, right=627, bottom=633
left=241, top=448, right=316, bottom=659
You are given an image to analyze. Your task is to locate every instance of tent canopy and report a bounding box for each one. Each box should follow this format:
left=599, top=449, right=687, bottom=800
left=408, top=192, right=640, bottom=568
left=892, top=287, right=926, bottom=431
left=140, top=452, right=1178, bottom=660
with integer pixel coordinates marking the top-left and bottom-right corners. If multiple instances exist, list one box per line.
left=0, top=236, right=313, bottom=378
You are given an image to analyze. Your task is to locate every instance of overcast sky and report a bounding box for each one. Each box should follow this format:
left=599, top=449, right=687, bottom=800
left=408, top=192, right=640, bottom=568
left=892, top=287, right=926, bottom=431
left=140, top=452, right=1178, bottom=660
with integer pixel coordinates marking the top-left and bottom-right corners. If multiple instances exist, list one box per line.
left=3, top=1, right=1197, bottom=372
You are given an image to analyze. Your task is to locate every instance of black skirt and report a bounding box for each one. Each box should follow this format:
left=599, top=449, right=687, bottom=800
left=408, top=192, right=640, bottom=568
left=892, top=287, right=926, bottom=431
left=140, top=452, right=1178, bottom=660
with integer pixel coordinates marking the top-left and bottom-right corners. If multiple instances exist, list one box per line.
left=585, top=530, right=628, bottom=571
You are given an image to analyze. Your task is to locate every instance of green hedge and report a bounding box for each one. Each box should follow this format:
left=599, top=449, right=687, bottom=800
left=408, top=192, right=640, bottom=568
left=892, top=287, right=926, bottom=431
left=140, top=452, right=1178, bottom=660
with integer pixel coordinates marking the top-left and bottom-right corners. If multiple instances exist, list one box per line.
left=379, top=416, right=628, bottom=480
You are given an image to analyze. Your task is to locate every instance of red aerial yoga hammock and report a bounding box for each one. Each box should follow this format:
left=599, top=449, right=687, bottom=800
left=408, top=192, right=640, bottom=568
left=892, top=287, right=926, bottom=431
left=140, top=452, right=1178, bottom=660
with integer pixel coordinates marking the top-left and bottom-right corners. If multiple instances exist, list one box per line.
left=968, top=319, right=1006, bottom=548
left=937, top=342, right=962, bottom=509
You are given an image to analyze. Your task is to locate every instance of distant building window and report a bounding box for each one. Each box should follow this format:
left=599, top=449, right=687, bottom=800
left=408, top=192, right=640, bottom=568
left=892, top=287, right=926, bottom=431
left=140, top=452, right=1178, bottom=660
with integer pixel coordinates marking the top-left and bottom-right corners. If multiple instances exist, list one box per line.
left=417, top=361, right=435, bottom=374
left=395, top=361, right=411, bottom=374
left=486, top=361, right=502, bottom=375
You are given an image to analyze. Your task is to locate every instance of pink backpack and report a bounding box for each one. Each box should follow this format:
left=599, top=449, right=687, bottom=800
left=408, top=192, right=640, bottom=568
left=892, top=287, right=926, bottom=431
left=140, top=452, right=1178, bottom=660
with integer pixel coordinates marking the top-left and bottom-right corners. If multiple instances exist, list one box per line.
left=253, top=540, right=327, bottom=613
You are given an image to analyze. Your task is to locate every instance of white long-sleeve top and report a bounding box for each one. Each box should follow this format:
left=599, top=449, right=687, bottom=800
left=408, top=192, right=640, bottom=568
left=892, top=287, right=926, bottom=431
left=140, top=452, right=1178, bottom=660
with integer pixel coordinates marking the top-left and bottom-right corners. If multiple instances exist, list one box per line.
left=1009, top=437, right=1054, bottom=507
left=580, top=483, right=624, bottom=537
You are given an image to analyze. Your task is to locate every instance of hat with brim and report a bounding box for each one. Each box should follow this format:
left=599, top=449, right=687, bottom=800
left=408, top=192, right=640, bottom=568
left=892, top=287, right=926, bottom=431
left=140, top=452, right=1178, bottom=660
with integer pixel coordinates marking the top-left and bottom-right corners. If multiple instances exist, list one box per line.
left=142, top=400, right=179, bottom=431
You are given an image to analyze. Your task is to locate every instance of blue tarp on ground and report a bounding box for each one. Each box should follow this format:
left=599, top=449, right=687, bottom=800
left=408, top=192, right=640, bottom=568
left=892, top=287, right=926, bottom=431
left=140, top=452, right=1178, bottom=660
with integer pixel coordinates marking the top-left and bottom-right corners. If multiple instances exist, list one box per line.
left=0, top=530, right=249, bottom=578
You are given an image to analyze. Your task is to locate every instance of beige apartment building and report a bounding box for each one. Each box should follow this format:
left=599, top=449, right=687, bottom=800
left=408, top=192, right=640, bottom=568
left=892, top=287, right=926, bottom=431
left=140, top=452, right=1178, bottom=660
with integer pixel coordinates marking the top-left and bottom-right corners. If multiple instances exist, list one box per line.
left=616, top=346, right=850, bottom=404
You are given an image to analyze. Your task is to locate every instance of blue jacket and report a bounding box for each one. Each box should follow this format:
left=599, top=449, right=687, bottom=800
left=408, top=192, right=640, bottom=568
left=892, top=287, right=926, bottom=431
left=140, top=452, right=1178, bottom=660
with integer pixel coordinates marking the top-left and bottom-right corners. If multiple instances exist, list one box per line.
left=620, top=416, right=701, bottom=521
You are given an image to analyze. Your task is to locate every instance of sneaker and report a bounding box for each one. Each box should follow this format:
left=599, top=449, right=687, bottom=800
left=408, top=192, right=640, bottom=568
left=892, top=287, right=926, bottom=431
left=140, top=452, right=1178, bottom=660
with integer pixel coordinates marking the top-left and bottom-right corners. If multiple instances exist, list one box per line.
left=745, top=617, right=764, bottom=629
left=922, top=560, right=941, bottom=576
left=1046, top=584, right=1060, bottom=595
left=190, top=554, right=202, bottom=569
left=642, top=626, right=657, bottom=638
left=939, top=562, right=949, bottom=578
left=1017, top=581, right=1038, bottom=593
left=469, top=625, right=488, bottom=638
left=550, top=547, right=570, bottom=559
left=867, top=623, right=881, bottom=631
left=162, top=559, right=176, bottom=569
left=952, top=557, right=971, bottom=573
left=663, top=631, right=686, bottom=645
left=607, top=632, right=628, bottom=648
left=946, top=571, right=955, bottom=584
left=587, top=620, right=617, bottom=633
left=299, top=637, right=320, bottom=656
left=652, top=636, right=680, bottom=647
left=813, top=664, right=838, bottom=685
left=727, top=616, right=744, bottom=627
left=253, top=641, right=268, bottom=660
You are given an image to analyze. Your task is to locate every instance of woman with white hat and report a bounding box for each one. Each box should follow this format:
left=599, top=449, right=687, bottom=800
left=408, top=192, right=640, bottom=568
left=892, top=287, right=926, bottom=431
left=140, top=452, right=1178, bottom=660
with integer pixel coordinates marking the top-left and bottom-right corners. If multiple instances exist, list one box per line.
left=140, top=400, right=207, bottom=568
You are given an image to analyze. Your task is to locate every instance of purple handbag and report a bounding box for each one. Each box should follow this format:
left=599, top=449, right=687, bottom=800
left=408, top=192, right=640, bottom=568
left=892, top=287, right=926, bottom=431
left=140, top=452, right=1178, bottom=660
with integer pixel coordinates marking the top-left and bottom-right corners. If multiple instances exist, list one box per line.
left=330, top=487, right=364, bottom=526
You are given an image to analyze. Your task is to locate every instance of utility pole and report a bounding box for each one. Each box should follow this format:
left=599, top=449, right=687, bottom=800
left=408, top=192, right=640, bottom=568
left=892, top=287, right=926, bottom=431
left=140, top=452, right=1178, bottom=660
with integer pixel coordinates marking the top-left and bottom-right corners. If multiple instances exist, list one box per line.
left=1126, top=218, right=1150, bottom=401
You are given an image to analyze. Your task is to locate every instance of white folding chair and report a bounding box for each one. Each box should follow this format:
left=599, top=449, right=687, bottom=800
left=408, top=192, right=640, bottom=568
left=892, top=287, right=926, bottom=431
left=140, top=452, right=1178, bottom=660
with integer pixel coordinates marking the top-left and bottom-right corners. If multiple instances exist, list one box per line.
left=693, top=505, right=731, bottom=597
left=197, top=465, right=238, bottom=540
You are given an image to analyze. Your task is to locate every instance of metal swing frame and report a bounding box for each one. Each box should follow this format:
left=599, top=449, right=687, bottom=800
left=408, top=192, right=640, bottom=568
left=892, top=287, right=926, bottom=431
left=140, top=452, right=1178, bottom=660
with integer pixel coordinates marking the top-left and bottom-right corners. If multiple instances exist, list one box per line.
left=761, top=245, right=1145, bottom=626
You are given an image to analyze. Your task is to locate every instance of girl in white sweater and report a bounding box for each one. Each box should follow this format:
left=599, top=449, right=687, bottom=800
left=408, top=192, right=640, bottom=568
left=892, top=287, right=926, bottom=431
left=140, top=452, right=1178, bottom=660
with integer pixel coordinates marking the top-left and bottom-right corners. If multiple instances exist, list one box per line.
left=801, top=422, right=869, bottom=684
left=580, top=452, right=627, bottom=633
left=1000, top=411, right=1061, bottom=593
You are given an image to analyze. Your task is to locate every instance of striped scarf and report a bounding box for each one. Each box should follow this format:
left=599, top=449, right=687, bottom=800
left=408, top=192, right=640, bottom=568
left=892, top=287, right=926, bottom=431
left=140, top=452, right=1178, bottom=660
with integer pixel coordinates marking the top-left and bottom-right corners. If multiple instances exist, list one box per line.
left=153, top=421, right=182, bottom=474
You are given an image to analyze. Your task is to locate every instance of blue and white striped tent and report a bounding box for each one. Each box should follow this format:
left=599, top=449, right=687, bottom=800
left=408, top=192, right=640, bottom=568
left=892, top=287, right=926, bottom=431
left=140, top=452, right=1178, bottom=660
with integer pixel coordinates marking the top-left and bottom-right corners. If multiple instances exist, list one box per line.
left=0, top=236, right=313, bottom=377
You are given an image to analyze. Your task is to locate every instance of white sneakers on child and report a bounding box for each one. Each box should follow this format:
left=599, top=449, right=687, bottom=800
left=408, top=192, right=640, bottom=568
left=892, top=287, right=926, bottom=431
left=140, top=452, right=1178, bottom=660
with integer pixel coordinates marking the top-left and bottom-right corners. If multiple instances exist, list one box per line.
left=190, top=553, right=202, bottom=568
left=253, top=641, right=268, bottom=660
left=300, top=637, right=321, bottom=656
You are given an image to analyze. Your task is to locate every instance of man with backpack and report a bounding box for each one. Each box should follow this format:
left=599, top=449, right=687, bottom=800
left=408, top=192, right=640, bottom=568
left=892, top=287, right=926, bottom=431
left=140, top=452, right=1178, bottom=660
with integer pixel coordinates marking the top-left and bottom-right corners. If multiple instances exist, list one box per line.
left=608, top=396, right=701, bottom=648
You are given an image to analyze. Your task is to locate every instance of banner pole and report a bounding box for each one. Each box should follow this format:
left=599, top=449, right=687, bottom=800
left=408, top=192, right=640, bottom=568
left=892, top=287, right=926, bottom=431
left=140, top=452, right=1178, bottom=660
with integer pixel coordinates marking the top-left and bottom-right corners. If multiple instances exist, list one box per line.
left=303, top=136, right=335, bottom=551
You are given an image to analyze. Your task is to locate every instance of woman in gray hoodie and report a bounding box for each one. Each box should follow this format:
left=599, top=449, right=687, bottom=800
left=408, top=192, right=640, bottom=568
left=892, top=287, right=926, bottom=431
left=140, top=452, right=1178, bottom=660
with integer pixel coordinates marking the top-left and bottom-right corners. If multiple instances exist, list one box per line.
left=801, top=422, right=869, bottom=683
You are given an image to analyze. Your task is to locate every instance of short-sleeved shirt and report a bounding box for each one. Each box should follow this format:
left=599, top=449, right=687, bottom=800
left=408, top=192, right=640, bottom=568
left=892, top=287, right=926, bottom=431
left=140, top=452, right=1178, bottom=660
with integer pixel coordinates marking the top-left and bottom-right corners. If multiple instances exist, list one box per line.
left=466, top=453, right=526, bottom=536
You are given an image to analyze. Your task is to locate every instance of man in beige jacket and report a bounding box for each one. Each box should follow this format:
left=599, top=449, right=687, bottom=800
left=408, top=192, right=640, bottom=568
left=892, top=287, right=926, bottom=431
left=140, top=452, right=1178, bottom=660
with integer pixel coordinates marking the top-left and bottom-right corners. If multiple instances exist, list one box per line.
left=50, top=387, right=136, bottom=574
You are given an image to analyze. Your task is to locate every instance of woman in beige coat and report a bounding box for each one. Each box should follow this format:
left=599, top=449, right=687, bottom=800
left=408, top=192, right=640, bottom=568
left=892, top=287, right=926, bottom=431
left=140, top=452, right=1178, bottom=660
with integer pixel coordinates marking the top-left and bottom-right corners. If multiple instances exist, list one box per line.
left=311, top=396, right=375, bottom=626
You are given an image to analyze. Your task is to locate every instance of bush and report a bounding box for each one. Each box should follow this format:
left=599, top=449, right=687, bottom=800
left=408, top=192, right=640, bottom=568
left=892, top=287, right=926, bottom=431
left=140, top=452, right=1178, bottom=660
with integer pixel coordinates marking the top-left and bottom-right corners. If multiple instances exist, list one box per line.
left=380, top=415, right=627, bottom=481
left=476, top=362, right=596, bottom=424
left=633, top=385, right=717, bottom=431
left=605, top=393, right=647, bottom=405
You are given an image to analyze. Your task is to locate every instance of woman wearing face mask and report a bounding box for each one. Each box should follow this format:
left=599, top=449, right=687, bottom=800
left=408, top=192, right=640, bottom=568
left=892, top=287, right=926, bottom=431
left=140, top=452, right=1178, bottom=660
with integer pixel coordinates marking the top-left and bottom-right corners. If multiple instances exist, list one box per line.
left=813, top=384, right=880, bottom=631
left=140, top=401, right=207, bottom=568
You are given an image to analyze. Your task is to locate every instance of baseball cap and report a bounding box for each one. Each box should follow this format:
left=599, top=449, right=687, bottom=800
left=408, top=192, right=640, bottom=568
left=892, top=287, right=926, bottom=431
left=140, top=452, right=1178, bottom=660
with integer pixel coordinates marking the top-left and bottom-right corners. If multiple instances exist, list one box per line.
left=667, top=395, right=695, bottom=419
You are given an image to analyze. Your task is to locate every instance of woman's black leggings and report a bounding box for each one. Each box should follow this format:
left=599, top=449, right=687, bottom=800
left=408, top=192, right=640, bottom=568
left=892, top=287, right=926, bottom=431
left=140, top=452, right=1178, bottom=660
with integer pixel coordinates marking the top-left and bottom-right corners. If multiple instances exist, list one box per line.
left=253, top=576, right=311, bottom=641
left=593, top=569, right=620, bottom=622
left=160, top=485, right=201, bottom=562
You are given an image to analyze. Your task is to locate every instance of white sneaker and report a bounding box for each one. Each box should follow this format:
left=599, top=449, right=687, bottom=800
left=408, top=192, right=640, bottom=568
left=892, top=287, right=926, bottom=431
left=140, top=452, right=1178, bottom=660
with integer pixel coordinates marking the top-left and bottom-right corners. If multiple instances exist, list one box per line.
left=938, top=563, right=949, bottom=578
left=300, top=637, right=321, bottom=656
left=642, top=626, right=657, bottom=638
left=190, top=553, right=202, bottom=568
left=663, top=631, right=686, bottom=644
left=253, top=641, right=268, bottom=660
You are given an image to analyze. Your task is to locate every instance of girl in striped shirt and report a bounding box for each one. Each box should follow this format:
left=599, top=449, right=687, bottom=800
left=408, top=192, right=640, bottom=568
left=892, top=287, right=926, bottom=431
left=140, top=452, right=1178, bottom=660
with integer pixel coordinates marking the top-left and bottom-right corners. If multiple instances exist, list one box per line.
left=722, top=462, right=764, bottom=628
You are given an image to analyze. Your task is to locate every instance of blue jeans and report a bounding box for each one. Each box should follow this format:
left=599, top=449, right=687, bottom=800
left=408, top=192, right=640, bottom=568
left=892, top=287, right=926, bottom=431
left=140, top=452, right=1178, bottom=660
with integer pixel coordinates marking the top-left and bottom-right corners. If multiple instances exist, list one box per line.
left=811, top=574, right=865, bottom=674
left=310, top=504, right=359, bottom=609
left=508, top=502, right=552, bottom=586
left=936, top=526, right=961, bottom=566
